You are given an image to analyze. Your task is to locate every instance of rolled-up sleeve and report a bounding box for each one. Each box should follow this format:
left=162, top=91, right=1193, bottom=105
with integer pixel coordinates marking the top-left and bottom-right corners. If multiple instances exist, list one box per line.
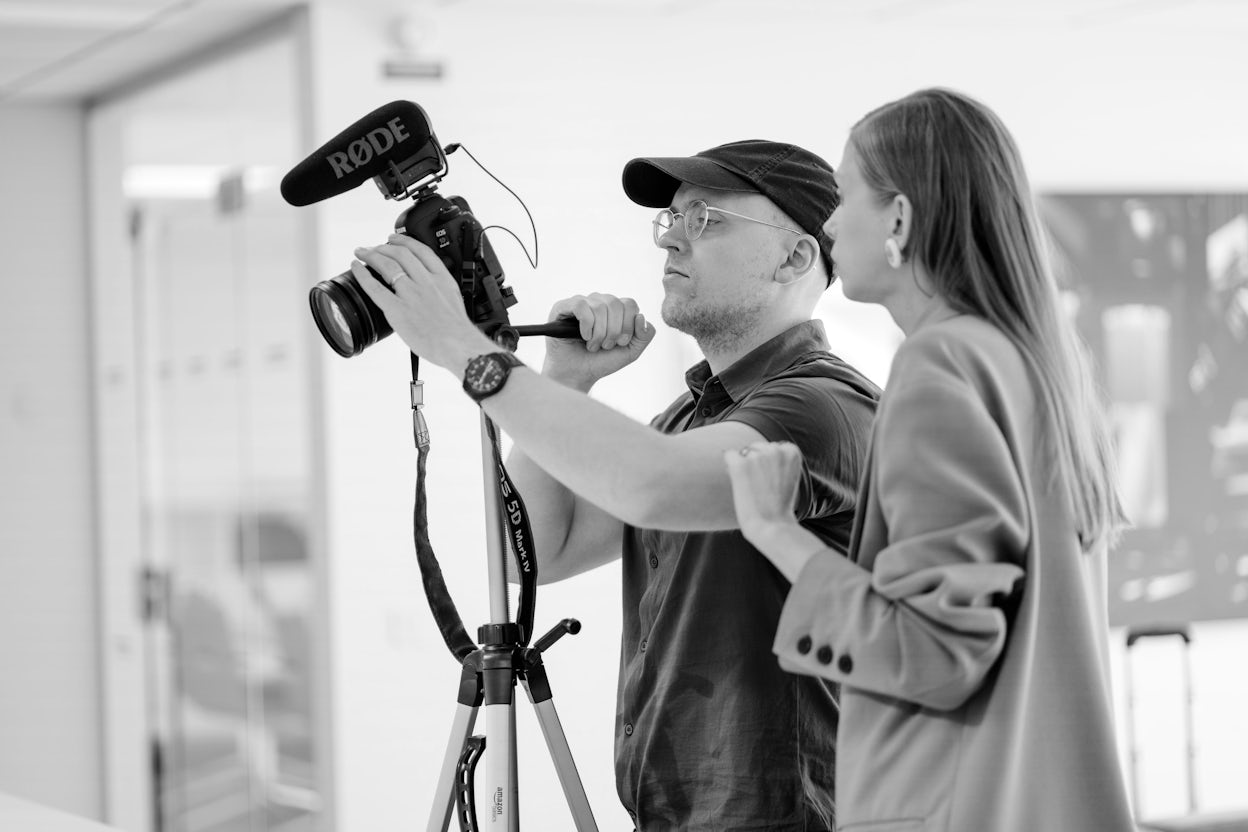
left=773, top=377, right=1028, bottom=711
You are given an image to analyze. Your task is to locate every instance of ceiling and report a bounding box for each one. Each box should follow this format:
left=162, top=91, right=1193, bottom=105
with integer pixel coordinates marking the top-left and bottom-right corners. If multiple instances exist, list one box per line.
left=0, top=0, right=298, bottom=103
left=3, top=0, right=1247, bottom=105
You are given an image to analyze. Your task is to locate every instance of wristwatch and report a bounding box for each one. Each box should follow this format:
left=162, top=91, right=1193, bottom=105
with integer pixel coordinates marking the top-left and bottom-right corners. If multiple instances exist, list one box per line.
left=463, top=351, right=525, bottom=402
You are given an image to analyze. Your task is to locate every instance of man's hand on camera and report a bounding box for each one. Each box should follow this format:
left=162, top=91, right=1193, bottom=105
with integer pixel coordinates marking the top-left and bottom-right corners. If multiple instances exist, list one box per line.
left=351, top=234, right=496, bottom=376
left=543, top=293, right=656, bottom=391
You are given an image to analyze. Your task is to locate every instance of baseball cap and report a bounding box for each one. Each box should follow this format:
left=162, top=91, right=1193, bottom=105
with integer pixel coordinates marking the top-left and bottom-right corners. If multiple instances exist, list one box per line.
left=621, top=139, right=839, bottom=280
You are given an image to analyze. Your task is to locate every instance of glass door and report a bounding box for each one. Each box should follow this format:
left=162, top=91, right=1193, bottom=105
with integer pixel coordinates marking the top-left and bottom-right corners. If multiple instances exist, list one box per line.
left=92, top=27, right=324, bottom=832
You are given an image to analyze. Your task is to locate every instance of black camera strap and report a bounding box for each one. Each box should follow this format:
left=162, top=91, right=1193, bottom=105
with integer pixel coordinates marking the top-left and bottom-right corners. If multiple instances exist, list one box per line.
left=408, top=352, right=539, bottom=662
left=483, top=416, right=537, bottom=646
left=410, top=354, right=475, bottom=661
left=412, top=436, right=476, bottom=662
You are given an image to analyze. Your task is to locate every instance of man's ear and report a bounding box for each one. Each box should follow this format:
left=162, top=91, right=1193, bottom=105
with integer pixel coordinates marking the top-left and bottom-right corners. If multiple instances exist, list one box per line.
left=775, top=235, right=820, bottom=285
left=890, top=193, right=914, bottom=256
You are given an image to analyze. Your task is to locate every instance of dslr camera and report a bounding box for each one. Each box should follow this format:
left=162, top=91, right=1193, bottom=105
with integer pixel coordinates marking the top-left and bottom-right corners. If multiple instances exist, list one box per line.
left=281, top=101, right=516, bottom=357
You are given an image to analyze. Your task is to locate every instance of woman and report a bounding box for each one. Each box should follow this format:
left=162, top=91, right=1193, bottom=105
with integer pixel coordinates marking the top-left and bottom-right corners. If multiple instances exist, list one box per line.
left=724, top=88, right=1136, bottom=831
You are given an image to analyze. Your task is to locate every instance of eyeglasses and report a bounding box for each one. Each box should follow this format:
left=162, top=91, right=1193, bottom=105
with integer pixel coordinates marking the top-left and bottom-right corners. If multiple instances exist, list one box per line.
left=652, top=199, right=802, bottom=246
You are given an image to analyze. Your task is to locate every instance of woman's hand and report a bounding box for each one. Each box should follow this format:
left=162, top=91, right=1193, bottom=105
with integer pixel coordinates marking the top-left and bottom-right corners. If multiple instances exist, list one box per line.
left=724, top=441, right=825, bottom=582
left=724, top=441, right=803, bottom=533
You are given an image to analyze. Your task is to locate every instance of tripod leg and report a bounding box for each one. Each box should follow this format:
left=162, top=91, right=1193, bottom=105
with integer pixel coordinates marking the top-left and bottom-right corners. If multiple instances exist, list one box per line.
left=428, top=702, right=479, bottom=832
left=483, top=701, right=519, bottom=830
left=521, top=675, right=599, bottom=831
left=509, top=701, right=519, bottom=831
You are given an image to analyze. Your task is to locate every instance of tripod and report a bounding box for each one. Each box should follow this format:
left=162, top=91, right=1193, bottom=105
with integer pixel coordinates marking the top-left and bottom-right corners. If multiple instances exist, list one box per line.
left=415, top=331, right=599, bottom=832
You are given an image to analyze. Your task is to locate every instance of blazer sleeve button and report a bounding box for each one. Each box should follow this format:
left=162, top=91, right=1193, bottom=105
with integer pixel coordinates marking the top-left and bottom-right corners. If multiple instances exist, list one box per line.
left=796, top=635, right=812, bottom=655
left=837, top=653, right=853, bottom=674
left=816, top=645, right=834, bottom=665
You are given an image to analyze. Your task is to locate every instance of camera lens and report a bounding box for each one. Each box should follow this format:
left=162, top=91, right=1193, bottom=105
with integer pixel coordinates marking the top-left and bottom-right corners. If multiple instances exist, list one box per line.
left=308, top=271, right=393, bottom=357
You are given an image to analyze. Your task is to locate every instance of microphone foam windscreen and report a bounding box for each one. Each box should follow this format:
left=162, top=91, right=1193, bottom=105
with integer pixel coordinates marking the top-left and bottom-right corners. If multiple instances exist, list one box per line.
left=280, top=100, right=432, bottom=206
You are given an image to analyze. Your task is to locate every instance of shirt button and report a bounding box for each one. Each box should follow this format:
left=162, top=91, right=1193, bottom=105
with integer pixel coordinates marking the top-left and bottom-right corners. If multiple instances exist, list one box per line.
left=838, top=653, right=854, bottom=674
left=700, top=406, right=712, bottom=416
left=649, top=555, right=659, bottom=569
left=624, top=722, right=634, bottom=736
left=816, top=645, right=834, bottom=665
left=640, top=639, right=647, bottom=652
left=797, top=635, right=812, bottom=655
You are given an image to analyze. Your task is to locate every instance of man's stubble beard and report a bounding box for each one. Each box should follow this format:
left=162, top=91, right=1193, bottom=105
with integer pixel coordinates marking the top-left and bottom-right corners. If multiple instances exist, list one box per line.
left=660, top=286, right=769, bottom=357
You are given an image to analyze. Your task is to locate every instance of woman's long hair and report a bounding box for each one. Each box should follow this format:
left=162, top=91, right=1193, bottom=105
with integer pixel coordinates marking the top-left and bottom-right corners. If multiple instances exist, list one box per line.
left=851, top=88, right=1126, bottom=552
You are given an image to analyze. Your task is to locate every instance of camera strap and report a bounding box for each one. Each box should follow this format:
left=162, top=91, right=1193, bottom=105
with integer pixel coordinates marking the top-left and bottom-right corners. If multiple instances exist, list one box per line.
left=484, top=416, right=537, bottom=646
left=408, top=354, right=539, bottom=661
left=412, top=438, right=476, bottom=661
left=410, top=354, right=475, bottom=662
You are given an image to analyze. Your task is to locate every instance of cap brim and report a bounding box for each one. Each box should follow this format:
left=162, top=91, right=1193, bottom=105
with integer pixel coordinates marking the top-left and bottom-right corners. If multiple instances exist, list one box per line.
left=622, top=157, right=756, bottom=208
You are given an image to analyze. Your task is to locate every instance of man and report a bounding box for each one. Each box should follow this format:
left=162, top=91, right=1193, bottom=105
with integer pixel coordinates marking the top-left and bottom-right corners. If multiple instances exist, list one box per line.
left=352, top=140, right=880, bottom=831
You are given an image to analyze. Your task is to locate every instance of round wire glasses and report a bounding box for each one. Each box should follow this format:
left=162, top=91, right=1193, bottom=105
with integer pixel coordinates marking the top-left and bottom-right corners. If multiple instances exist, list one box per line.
left=652, top=199, right=802, bottom=246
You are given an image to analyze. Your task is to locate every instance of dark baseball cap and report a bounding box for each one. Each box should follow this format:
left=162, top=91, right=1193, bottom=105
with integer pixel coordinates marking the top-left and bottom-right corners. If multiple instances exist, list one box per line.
left=622, top=139, right=838, bottom=280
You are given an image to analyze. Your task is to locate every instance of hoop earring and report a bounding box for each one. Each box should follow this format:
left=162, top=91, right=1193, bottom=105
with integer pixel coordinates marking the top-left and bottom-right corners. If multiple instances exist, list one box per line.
left=884, top=239, right=903, bottom=269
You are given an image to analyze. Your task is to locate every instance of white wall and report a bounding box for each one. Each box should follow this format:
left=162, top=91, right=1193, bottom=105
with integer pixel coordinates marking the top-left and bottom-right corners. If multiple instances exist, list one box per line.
left=0, top=103, right=101, bottom=818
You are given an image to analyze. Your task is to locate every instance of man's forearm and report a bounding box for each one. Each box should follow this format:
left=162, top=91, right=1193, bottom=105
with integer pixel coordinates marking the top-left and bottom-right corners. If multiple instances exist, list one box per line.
left=480, top=367, right=700, bottom=528
left=435, top=332, right=662, bottom=523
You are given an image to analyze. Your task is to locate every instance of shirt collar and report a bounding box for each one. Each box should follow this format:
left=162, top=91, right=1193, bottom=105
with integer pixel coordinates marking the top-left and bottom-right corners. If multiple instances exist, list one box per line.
left=683, top=320, right=831, bottom=402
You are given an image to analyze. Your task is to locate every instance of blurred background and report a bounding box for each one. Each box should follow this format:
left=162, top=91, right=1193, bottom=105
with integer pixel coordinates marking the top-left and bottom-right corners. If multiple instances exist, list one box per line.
left=0, top=1, right=1245, bottom=831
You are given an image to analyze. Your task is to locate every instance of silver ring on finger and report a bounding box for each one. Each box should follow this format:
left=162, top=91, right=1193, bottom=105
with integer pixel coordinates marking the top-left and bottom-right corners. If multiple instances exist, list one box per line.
left=389, top=270, right=408, bottom=287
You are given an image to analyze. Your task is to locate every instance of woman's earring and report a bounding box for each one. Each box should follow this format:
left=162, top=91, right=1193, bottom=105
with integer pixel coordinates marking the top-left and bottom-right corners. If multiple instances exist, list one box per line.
left=884, top=238, right=903, bottom=269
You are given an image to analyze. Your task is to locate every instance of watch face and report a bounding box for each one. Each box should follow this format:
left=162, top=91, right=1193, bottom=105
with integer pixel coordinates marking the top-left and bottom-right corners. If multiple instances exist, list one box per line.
left=464, top=353, right=521, bottom=400
left=464, top=354, right=516, bottom=399
left=467, top=358, right=504, bottom=392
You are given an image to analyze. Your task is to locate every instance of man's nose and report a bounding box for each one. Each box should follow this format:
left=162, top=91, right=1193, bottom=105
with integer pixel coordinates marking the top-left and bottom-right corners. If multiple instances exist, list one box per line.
left=658, top=224, right=690, bottom=253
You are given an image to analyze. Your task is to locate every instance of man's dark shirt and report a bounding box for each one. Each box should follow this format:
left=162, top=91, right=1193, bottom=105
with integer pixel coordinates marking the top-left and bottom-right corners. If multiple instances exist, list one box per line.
left=615, top=320, right=881, bottom=832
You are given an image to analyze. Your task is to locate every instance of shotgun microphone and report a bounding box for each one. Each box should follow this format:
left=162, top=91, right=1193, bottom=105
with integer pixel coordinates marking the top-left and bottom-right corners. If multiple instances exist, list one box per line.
left=280, top=100, right=441, bottom=207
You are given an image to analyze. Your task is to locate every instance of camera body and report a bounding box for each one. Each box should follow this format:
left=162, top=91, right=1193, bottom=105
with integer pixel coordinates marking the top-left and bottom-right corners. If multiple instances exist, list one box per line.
left=396, top=193, right=516, bottom=332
